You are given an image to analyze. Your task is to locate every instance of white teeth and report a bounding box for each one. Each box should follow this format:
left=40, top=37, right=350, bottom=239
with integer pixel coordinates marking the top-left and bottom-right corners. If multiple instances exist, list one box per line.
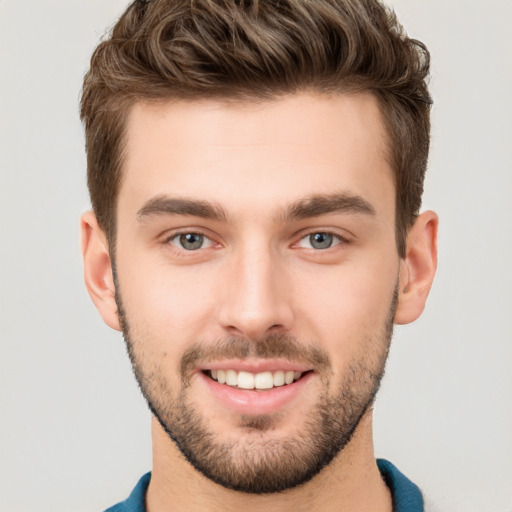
left=273, top=370, right=285, bottom=387
left=254, top=371, right=273, bottom=389
left=226, top=369, right=238, bottom=386
left=237, top=371, right=255, bottom=389
left=209, top=369, right=304, bottom=389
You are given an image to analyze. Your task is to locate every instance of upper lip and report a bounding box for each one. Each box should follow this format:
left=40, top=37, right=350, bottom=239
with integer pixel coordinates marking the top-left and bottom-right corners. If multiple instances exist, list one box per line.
left=197, top=359, right=312, bottom=374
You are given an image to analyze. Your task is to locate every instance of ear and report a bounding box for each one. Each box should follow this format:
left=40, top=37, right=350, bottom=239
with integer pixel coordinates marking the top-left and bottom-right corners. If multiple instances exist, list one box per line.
left=395, top=210, right=438, bottom=325
left=80, top=211, right=121, bottom=331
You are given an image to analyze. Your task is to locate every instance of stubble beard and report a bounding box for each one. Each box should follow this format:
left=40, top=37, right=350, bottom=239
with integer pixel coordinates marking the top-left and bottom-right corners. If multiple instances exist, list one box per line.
left=115, top=285, right=397, bottom=494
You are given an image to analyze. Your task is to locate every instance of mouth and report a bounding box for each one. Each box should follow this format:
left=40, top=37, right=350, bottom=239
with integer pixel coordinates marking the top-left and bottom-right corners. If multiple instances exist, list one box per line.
left=197, top=363, right=315, bottom=415
left=203, top=368, right=311, bottom=390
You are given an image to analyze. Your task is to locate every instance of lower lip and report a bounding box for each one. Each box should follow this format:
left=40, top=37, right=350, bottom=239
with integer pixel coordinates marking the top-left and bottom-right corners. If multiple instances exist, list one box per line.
left=198, top=371, right=314, bottom=415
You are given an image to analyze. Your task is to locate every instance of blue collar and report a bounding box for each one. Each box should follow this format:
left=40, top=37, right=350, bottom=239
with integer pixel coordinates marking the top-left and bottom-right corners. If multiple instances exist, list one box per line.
left=105, top=459, right=423, bottom=512
left=377, top=459, right=424, bottom=511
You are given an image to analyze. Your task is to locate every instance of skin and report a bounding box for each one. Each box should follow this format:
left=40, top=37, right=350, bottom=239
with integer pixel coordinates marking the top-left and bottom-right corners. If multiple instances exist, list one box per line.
left=81, top=92, right=438, bottom=512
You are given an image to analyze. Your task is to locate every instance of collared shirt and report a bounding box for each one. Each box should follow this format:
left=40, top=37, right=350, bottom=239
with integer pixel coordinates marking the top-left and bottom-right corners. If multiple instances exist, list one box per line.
left=105, top=459, right=423, bottom=512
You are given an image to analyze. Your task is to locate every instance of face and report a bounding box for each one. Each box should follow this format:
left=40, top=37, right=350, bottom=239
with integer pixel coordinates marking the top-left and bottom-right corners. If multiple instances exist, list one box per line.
left=114, top=93, right=401, bottom=493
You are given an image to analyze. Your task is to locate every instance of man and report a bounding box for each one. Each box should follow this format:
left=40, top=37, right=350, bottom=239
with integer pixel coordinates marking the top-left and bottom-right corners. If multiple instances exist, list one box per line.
left=80, top=0, right=438, bottom=510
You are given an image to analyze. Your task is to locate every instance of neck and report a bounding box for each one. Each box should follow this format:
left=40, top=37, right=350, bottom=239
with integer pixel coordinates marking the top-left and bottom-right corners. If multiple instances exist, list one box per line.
left=146, top=412, right=392, bottom=512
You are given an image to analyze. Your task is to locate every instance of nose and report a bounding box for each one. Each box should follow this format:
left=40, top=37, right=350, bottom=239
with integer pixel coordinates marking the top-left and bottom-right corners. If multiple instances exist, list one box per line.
left=217, top=242, right=294, bottom=340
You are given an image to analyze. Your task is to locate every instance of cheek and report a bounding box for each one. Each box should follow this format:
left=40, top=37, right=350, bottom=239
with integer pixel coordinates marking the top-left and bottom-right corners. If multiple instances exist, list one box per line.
left=116, top=257, right=219, bottom=357
left=291, top=256, right=398, bottom=357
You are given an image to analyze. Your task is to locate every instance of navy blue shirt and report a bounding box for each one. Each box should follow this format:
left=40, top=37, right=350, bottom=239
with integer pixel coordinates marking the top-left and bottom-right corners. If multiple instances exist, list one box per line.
left=105, top=459, right=423, bottom=512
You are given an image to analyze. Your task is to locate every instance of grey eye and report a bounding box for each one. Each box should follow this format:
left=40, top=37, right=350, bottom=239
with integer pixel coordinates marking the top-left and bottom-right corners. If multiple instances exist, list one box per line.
left=309, top=232, right=334, bottom=249
left=296, top=231, right=343, bottom=250
left=178, top=233, right=205, bottom=250
left=168, top=232, right=215, bottom=251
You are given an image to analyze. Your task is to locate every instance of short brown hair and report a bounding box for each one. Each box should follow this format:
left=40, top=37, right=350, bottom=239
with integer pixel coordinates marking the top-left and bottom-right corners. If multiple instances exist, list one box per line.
left=81, top=0, right=431, bottom=257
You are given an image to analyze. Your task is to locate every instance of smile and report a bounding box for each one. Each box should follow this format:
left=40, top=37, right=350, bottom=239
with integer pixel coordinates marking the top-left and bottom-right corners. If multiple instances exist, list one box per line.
left=207, top=369, right=305, bottom=390
left=198, top=364, right=315, bottom=415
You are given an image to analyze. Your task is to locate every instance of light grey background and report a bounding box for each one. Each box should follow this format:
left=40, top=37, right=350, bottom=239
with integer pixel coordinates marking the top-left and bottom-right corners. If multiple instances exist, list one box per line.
left=0, top=1, right=510, bottom=511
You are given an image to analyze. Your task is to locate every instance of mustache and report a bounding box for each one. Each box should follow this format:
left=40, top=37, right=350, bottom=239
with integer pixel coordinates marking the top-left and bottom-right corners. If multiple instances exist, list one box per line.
left=180, top=334, right=331, bottom=382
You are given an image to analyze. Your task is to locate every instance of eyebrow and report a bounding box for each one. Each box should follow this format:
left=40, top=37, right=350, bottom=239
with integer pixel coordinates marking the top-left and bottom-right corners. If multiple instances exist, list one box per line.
left=137, top=196, right=228, bottom=222
left=279, top=192, right=376, bottom=221
left=136, top=191, right=376, bottom=224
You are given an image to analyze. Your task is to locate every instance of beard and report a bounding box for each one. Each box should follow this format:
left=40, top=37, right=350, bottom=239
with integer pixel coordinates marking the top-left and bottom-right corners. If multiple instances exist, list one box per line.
left=115, top=284, right=397, bottom=494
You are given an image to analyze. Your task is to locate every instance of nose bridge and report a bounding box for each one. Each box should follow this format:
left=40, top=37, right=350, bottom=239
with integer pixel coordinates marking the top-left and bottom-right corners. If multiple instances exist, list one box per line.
left=218, top=237, right=292, bottom=339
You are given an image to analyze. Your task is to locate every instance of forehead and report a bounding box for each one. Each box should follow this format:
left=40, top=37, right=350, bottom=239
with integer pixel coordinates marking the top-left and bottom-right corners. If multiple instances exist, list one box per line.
left=120, top=92, right=394, bottom=220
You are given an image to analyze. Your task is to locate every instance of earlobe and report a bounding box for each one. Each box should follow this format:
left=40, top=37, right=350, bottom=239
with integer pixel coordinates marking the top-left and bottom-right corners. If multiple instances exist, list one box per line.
left=80, top=211, right=121, bottom=331
left=394, top=211, right=438, bottom=325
